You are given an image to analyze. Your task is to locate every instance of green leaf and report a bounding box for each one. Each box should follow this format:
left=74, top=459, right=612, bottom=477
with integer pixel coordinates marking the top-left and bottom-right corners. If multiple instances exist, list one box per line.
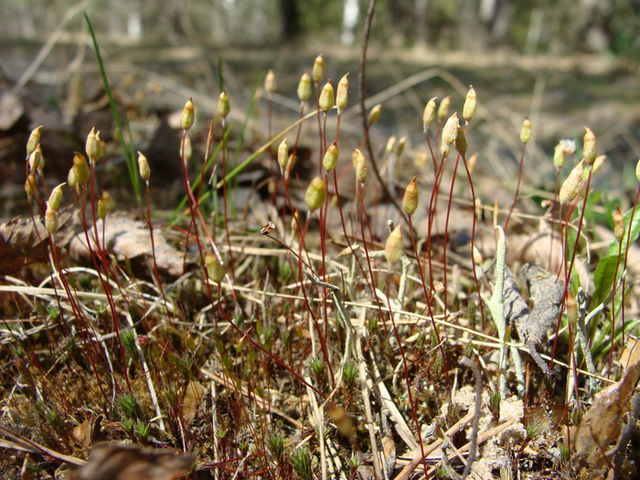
left=84, top=13, right=139, bottom=202
left=591, top=255, right=621, bottom=311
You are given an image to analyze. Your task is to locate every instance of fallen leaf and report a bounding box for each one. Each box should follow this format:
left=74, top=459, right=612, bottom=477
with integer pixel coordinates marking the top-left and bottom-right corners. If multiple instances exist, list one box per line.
left=71, top=442, right=194, bottom=480
left=72, top=421, right=93, bottom=449
left=618, top=336, right=640, bottom=371
left=573, top=354, right=640, bottom=470
left=0, top=208, right=185, bottom=278
left=181, top=380, right=205, bottom=425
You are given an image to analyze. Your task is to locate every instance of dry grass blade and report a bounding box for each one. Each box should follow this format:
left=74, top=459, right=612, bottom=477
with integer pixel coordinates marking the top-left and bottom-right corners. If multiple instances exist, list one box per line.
left=0, top=425, right=85, bottom=467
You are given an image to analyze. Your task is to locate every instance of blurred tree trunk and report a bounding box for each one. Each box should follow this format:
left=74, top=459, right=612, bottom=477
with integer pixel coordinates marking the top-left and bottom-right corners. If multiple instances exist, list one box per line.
left=479, top=0, right=511, bottom=45
left=460, top=0, right=484, bottom=51
left=127, top=0, right=143, bottom=40
left=341, top=0, right=359, bottom=45
left=415, top=0, right=429, bottom=47
left=280, top=0, right=300, bottom=41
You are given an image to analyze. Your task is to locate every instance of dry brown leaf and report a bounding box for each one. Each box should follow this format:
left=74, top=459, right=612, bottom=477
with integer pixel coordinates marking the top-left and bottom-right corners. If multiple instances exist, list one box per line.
left=507, top=231, right=564, bottom=274
left=0, top=208, right=184, bottom=277
left=71, top=442, right=194, bottom=480
left=68, top=211, right=184, bottom=277
left=71, top=420, right=93, bottom=449
left=573, top=355, right=640, bottom=469
left=619, top=336, right=640, bottom=371
left=181, top=380, right=205, bottom=425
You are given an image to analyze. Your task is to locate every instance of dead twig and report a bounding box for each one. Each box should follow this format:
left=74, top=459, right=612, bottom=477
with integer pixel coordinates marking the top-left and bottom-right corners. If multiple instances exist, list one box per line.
left=0, top=424, right=85, bottom=467
left=459, top=357, right=482, bottom=479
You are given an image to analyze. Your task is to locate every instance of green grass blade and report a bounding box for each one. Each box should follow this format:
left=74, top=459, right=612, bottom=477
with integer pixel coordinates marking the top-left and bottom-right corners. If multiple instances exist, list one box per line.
left=83, top=12, right=140, bottom=202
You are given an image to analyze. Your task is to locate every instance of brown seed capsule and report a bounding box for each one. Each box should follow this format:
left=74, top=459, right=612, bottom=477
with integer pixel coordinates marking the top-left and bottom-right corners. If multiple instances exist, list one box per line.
left=277, top=139, right=289, bottom=174
left=553, top=143, right=565, bottom=170
left=25, top=174, right=37, bottom=199
left=554, top=139, right=576, bottom=170
left=96, top=131, right=107, bottom=161
left=48, top=182, right=65, bottom=210
left=97, top=195, right=107, bottom=220
left=205, top=253, right=226, bottom=283
left=352, top=149, right=367, bottom=184
left=181, top=98, right=195, bottom=131
left=45, top=204, right=59, bottom=233
left=312, top=55, right=324, bottom=84
left=336, top=74, right=349, bottom=113
left=403, top=176, right=419, bottom=216
left=26, top=126, right=43, bottom=156
left=137, top=151, right=151, bottom=182
left=591, top=154, right=605, bottom=175
left=72, top=152, right=90, bottom=186
left=472, top=245, right=483, bottom=265
left=323, top=142, right=339, bottom=172
left=368, top=104, right=382, bottom=127
left=437, top=96, right=451, bottom=122
left=297, top=73, right=312, bottom=102
left=440, top=112, right=459, bottom=156
left=287, top=152, right=298, bottom=174
left=385, top=135, right=397, bottom=154
left=455, top=126, right=467, bottom=156
left=384, top=225, right=403, bottom=264
left=396, top=136, right=407, bottom=157
left=264, top=69, right=276, bottom=96
left=319, top=82, right=335, bottom=113
left=291, top=210, right=300, bottom=236
left=559, top=160, right=585, bottom=205
left=520, top=118, right=532, bottom=144
left=85, top=127, right=100, bottom=162
left=260, top=221, right=275, bottom=235
left=613, top=206, right=625, bottom=242
left=414, top=151, right=428, bottom=168
left=422, top=97, right=437, bottom=133
left=28, top=144, right=44, bottom=174
left=583, top=126, right=596, bottom=165
left=67, top=167, right=77, bottom=189
left=463, top=86, right=476, bottom=122
left=218, top=90, right=230, bottom=119
left=467, top=153, right=478, bottom=175
left=305, top=176, right=326, bottom=212
left=98, top=191, right=115, bottom=220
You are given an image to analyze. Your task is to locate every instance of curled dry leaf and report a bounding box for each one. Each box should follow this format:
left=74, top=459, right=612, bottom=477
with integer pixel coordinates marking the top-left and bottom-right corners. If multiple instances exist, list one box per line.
left=71, top=442, right=194, bottom=480
left=181, top=380, right=206, bottom=425
left=573, top=353, right=640, bottom=471
left=72, top=420, right=93, bottom=449
left=618, top=336, right=640, bottom=371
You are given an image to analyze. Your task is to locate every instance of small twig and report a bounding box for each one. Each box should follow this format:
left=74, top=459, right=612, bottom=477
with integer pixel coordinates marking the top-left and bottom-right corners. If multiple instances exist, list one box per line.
left=459, top=357, right=482, bottom=479
left=123, top=312, right=165, bottom=432
left=394, top=411, right=474, bottom=480
left=369, top=351, right=419, bottom=451
left=200, top=369, right=303, bottom=429
left=439, top=437, right=463, bottom=480
left=0, top=424, right=85, bottom=467
left=355, top=311, right=384, bottom=480
left=304, top=270, right=354, bottom=371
